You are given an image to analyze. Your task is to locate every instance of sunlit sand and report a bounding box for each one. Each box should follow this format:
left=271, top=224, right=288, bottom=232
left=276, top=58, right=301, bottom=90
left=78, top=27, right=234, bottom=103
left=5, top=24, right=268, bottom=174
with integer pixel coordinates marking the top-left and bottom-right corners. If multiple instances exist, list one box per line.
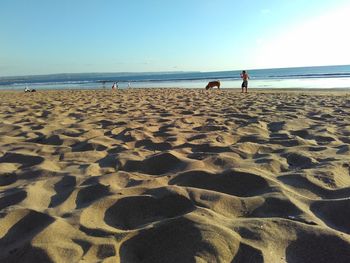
left=1, top=88, right=350, bottom=262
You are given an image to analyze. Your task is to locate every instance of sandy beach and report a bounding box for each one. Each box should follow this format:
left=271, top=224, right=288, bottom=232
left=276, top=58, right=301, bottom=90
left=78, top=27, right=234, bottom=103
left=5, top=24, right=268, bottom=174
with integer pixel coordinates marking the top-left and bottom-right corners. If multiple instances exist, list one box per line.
left=1, top=88, right=350, bottom=262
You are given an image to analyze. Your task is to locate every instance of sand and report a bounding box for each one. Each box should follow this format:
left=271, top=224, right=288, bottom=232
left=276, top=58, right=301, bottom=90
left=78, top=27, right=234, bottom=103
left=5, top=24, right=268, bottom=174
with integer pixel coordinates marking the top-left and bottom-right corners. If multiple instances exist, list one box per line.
left=0, top=88, right=350, bottom=262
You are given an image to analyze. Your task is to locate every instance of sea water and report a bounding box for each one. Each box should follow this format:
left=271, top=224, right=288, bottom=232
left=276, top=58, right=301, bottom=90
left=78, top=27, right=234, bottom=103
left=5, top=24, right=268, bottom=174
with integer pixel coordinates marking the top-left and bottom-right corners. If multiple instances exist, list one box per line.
left=1, top=65, right=350, bottom=90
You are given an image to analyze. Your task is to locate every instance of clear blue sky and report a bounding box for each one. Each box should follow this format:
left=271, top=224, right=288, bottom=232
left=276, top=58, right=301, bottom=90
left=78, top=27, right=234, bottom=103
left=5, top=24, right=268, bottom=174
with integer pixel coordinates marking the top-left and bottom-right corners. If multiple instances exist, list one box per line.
left=1, top=0, right=349, bottom=76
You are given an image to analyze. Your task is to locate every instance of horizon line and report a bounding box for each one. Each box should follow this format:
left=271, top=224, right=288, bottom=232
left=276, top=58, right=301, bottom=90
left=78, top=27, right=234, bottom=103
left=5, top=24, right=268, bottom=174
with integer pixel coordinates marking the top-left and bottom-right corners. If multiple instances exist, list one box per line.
left=1, top=64, right=350, bottom=79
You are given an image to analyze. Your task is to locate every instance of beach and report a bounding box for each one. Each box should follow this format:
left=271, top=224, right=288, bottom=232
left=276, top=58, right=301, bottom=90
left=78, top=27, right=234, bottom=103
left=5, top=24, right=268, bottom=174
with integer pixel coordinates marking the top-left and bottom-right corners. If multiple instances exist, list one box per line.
left=1, top=88, right=350, bottom=262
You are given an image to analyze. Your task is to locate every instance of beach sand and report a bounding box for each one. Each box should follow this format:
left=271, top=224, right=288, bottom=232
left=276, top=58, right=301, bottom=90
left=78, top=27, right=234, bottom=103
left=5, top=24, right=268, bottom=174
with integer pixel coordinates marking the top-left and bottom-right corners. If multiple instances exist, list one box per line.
left=1, top=88, right=350, bottom=262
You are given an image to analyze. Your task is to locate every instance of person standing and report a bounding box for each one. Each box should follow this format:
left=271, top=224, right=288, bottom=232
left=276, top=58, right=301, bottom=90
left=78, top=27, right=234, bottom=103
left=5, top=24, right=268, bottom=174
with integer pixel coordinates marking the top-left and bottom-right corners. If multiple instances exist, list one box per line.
left=112, top=82, right=117, bottom=90
left=240, top=70, right=249, bottom=93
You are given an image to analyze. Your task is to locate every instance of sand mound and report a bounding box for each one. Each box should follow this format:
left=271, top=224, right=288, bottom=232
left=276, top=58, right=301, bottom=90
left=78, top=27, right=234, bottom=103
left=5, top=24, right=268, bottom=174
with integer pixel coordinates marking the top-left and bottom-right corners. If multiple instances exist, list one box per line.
left=119, top=217, right=240, bottom=263
left=104, top=194, right=195, bottom=230
left=124, top=151, right=188, bottom=175
left=170, top=169, right=273, bottom=197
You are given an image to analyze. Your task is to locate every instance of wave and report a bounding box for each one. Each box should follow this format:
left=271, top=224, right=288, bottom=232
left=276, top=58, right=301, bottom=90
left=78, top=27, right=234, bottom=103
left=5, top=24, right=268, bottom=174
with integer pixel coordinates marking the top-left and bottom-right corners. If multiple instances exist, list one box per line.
left=1, top=65, right=350, bottom=87
left=8, top=80, right=95, bottom=86
left=268, top=73, right=350, bottom=79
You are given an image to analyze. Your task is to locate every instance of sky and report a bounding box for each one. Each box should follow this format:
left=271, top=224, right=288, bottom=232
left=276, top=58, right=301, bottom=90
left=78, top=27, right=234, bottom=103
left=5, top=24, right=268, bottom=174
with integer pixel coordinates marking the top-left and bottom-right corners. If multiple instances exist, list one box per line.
left=1, top=0, right=350, bottom=76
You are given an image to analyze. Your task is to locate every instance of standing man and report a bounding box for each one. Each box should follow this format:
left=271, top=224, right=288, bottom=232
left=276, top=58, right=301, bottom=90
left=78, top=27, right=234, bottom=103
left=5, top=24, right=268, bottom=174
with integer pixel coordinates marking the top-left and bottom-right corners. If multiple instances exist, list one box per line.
left=240, top=70, right=249, bottom=93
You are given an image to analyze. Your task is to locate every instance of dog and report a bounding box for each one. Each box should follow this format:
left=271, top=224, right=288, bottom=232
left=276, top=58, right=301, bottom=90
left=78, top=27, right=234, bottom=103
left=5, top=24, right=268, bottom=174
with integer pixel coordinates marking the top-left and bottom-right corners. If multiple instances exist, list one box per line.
left=205, top=81, right=220, bottom=90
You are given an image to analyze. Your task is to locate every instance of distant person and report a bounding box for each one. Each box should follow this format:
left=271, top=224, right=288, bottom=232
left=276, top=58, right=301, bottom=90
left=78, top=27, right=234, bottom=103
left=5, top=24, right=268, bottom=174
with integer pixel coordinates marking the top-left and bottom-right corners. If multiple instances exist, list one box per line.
left=240, top=70, right=249, bottom=93
left=128, top=82, right=131, bottom=88
left=112, top=82, right=117, bottom=90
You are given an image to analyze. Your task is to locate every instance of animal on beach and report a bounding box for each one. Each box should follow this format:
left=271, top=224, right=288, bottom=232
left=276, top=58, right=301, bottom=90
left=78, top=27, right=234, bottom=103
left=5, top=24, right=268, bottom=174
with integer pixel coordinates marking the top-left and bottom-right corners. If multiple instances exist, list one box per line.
left=24, top=87, right=36, bottom=92
left=205, top=81, right=220, bottom=90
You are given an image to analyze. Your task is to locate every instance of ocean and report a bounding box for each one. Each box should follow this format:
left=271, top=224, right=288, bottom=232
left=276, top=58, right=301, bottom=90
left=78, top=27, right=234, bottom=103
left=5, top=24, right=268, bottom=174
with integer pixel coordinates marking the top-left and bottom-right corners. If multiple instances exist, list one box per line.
left=1, top=65, right=350, bottom=90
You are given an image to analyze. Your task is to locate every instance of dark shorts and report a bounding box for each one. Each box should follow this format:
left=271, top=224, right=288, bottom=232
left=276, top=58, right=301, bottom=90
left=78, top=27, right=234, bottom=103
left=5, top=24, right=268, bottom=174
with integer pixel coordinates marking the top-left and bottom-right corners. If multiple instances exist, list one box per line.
left=241, top=80, right=248, bottom=88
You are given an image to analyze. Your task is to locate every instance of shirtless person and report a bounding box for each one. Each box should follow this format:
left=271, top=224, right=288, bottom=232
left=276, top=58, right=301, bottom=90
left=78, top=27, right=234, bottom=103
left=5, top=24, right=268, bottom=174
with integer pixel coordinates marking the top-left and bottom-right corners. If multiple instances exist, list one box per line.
left=240, top=70, right=249, bottom=93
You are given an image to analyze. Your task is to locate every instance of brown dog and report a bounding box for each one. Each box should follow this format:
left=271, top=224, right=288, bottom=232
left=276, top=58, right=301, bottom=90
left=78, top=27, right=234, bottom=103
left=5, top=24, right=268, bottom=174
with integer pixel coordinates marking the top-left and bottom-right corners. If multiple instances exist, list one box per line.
left=205, top=81, right=220, bottom=90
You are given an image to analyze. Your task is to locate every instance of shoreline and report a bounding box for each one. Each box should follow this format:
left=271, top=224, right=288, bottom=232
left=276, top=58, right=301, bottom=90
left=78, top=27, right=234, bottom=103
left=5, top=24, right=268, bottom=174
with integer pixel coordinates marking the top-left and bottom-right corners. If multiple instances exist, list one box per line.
left=1, top=86, right=350, bottom=92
